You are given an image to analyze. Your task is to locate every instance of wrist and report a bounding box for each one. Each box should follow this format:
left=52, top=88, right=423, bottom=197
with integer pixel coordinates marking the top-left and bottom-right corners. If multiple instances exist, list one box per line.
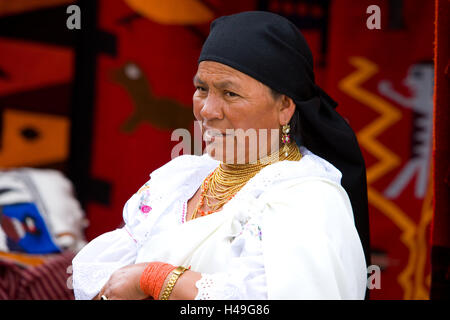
left=139, top=262, right=177, bottom=299
left=158, top=270, right=173, bottom=300
left=159, top=266, right=189, bottom=300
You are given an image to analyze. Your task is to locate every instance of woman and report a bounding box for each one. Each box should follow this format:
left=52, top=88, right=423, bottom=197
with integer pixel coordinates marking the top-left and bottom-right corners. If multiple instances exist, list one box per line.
left=72, top=11, right=369, bottom=300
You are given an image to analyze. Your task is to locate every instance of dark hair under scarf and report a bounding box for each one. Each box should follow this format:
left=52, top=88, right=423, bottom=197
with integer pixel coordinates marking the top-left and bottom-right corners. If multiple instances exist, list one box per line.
left=198, top=11, right=371, bottom=270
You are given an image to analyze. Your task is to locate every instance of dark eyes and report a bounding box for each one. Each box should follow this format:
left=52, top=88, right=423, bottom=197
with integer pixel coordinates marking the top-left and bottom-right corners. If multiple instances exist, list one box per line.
left=225, top=91, right=239, bottom=97
left=195, top=87, right=239, bottom=98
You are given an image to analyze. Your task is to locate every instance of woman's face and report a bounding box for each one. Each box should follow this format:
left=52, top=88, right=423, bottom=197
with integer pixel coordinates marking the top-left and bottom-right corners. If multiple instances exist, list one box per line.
left=193, top=61, right=294, bottom=163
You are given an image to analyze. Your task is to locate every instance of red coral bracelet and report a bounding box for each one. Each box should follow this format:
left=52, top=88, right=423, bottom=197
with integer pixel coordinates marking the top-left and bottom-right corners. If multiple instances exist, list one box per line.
left=139, top=262, right=177, bottom=299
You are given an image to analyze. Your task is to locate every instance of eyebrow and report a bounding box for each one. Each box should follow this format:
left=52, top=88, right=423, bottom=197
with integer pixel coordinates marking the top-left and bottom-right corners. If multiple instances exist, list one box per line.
left=193, top=75, right=241, bottom=91
left=193, top=75, right=205, bottom=85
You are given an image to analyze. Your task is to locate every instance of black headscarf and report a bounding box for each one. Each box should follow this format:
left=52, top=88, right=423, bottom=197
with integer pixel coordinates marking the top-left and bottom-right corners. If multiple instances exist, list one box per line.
left=198, top=11, right=371, bottom=268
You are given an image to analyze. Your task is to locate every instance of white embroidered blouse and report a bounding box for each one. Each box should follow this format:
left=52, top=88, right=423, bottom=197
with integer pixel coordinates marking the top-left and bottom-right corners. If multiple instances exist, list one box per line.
left=72, top=146, right=367, bottom=300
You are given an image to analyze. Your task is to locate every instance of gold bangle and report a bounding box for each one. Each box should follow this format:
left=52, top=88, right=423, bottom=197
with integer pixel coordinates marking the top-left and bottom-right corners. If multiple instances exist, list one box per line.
left=160, top=266, right=188, bottom=300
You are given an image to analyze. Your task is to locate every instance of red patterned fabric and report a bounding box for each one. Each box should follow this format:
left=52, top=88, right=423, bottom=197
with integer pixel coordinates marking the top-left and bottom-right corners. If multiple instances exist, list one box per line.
left=0, top=251, right=75, bottom=300
left=326, top=0, right=434, bottom=299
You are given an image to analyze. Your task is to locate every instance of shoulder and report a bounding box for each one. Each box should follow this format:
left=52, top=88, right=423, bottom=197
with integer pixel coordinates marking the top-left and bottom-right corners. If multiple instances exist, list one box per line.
left=123, top=154, right=219, bottom=230
left=147, top=154, right=218, bottom=198
left=277, top=179, right=353, bottom=221
left=141, top=153, right=219, bottom=204
left=244, top=145, right=343, bottom=195
left=227, top=146, right=349, bottom=226
left=150, top=154, right=219, bottom=181
left=261, top=178, right=362, bottom=266
left=231, top=177, right=354, bottom=238
left=261, top=177, right=359, bottom=249
left=262, top=178, right=352, bottom=219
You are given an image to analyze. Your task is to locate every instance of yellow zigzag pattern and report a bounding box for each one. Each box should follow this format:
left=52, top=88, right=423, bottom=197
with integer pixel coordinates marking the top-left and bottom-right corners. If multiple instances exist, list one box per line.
left=339, top=56, right=430, bottom=299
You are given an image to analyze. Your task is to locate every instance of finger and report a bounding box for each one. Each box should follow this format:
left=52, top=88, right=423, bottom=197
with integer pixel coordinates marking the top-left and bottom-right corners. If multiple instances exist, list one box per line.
left=101, top=285, right=115, bottom=300
left=94, top=292, right=102, bottom=300
left=95, top=285, right=107, bottom=300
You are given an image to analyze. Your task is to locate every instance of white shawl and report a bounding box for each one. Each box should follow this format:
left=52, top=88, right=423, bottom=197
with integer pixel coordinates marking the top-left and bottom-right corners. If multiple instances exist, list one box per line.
left=72, top=146, right=367, bottom=299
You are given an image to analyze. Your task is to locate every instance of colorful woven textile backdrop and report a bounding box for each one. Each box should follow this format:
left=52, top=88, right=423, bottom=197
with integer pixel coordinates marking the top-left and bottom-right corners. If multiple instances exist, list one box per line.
left=83, top=0, right=434, bottom=300
left=0, top=0, right=80, bottom=300
left=0, top=0, right=76, bottom=171
left=326, top=1, right=434, bottom=299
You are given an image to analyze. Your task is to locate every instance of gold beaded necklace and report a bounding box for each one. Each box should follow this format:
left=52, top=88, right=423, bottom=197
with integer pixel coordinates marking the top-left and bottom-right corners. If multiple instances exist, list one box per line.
left=192, top=142, right=302, bottom=219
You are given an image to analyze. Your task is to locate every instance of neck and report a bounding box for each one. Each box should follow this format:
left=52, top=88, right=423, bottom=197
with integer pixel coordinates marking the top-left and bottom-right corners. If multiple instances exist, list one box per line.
left=220, top=142, right=301, bottom=171
left=194, top=142, right=302, bottom=218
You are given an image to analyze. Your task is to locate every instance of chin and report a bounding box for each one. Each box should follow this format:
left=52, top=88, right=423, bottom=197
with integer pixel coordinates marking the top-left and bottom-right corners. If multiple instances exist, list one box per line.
left=204, top=146, right=225, bottom=162
left=203, top=142, right=225, bottom=162
left=204, top=140, right=251, bottom=164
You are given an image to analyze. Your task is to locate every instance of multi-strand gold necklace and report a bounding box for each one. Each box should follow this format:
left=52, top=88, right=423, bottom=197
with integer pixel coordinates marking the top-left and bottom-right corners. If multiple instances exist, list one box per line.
left=192, top=142, right=302, bottom=219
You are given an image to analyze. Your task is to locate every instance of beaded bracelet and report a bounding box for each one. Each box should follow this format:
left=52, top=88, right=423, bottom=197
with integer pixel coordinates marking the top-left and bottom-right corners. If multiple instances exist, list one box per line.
left=140, top=262, right=176, bottom=299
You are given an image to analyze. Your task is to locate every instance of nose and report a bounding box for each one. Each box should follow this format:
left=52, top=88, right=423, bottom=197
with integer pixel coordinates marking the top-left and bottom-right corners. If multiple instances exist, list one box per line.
left=199, top=94, right=224, bottom=120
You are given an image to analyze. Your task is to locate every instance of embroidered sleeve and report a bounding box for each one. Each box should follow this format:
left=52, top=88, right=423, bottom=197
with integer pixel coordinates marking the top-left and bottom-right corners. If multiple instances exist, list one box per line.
left=195, top=274, right=232, bottom=300
left=72, top=228, right=138, bottom=300
left=194, top=254, right=267, bottom=300
left=72, top=181, right=149, bottom=300
left=194, top=218, right=267, bottom=300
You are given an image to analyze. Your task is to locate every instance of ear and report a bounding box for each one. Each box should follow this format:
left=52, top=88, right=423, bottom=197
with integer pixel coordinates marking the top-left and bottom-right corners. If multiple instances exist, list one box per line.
left=278, top=95, right=296, bottom=126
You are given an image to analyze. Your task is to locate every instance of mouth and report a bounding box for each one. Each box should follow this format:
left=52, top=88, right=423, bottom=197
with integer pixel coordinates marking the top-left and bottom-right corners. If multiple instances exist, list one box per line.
left=203, top=128, right=234, bottom=141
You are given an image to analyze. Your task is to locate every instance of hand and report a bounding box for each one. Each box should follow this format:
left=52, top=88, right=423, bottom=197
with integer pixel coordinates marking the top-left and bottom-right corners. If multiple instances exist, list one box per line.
left=95, top=263, right=149, bottom=300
